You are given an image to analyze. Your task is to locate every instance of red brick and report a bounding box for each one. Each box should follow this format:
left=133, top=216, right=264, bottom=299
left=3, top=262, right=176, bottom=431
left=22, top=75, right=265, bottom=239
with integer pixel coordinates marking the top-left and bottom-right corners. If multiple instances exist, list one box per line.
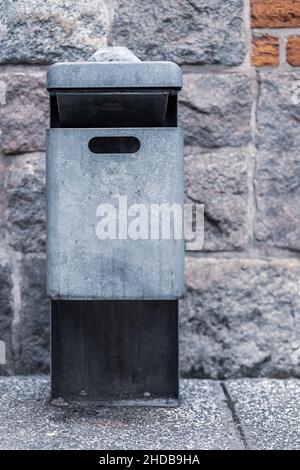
left=252, top=36, right=280, bottom=67
left=286, top=36, right=300, bottom=66
left=252, top=0, right=300, bottom=28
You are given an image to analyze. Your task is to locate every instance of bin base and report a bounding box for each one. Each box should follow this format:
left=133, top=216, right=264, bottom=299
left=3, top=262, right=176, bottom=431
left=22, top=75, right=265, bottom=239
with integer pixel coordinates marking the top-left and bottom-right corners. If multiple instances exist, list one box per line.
left=51, top=300, right=179, bottom=405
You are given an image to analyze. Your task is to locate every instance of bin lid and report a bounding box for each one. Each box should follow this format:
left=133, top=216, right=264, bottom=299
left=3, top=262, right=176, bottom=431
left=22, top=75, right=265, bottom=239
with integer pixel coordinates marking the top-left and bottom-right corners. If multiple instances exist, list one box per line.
left=47, top=61, right=182, bottom=90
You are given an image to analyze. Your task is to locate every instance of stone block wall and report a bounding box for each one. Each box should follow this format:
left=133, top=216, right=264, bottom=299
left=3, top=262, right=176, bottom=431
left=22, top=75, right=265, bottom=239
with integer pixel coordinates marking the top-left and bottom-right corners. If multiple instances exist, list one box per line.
left=0, top=0, right=299, bottom=378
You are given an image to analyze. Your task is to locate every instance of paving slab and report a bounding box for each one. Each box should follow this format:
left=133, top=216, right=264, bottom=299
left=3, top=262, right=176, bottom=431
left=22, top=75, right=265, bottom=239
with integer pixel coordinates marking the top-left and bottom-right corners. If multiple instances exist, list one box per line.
left=0, top=376, right=243, bottom=450
left=225, top=379, right=300, bottom=450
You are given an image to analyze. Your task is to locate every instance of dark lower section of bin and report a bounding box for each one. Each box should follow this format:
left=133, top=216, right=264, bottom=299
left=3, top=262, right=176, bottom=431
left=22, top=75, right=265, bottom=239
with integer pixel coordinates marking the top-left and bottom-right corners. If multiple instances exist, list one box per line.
left=51, top=300, right=179, bottom=405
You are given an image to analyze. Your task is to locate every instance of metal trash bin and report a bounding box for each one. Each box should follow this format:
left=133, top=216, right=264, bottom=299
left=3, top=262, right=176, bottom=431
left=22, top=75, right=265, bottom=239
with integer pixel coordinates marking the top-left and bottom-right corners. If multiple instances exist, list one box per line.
left=47, top=48, right=184, bottom=405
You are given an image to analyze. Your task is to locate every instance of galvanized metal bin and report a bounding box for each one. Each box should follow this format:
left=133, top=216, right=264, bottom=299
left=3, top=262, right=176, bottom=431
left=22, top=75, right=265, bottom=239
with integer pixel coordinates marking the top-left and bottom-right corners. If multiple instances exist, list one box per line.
left=47, top=54, right=184, bottom=404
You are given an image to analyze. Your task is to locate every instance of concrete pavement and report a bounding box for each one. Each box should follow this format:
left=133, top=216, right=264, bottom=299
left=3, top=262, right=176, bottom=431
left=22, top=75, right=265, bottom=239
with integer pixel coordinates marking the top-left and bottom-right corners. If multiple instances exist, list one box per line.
left=0, top=376, right=298, bottom=450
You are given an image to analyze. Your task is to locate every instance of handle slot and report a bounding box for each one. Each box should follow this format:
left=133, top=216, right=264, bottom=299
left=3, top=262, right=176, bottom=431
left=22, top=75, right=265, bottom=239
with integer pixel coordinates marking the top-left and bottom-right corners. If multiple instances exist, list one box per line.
left=88, top=136, right=140, bottom=154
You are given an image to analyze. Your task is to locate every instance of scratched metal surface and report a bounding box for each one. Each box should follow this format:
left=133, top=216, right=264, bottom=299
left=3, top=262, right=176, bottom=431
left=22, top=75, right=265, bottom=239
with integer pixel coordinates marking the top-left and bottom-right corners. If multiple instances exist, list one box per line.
left=47, top=128, right=184, bottom=299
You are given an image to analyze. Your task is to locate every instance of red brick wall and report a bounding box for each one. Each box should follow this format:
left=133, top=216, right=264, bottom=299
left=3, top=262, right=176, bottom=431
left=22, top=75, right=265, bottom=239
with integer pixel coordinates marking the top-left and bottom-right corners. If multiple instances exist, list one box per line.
left=252, top=0, right=300, bottom=67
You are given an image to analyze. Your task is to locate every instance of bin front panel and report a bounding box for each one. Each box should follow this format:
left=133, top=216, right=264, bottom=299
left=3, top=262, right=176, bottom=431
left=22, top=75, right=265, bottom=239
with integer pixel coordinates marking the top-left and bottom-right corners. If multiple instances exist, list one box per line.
left=47, top=128, right=184, bottom=300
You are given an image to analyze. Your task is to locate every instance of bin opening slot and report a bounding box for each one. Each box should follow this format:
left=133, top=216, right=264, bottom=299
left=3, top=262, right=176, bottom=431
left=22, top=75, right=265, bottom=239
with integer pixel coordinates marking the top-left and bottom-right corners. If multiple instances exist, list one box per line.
left=50, top=91, right=177, bottom=128
left=88, top=136, right=140, bottom=154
